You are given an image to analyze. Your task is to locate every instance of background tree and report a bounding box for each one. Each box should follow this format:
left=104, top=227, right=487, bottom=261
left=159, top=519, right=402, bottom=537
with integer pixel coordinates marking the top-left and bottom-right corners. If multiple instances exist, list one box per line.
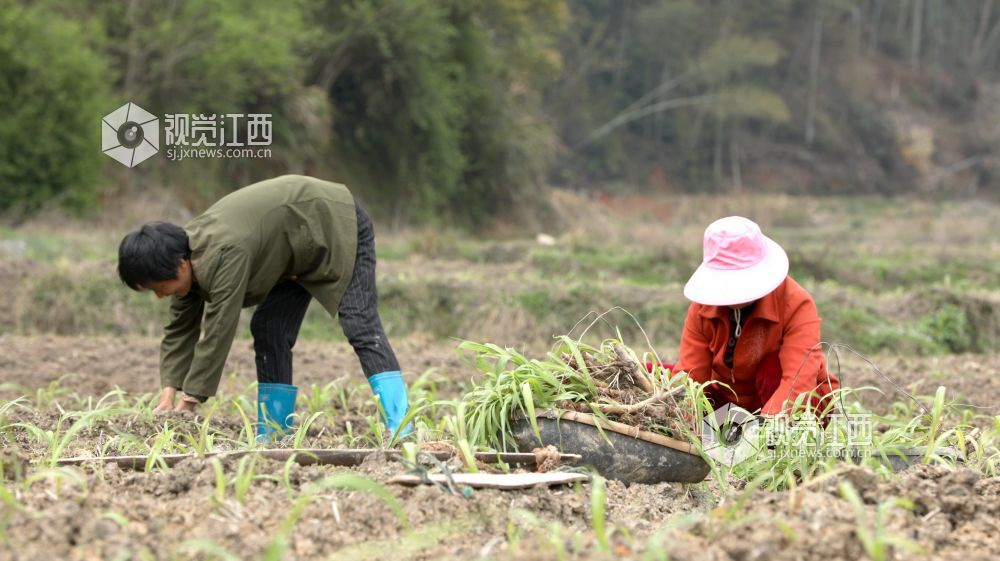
left=307, top=0, right=567, bottom=224
left=0, top=0, right=109, bottom=213
left=0, top=0, right=997, bottom=222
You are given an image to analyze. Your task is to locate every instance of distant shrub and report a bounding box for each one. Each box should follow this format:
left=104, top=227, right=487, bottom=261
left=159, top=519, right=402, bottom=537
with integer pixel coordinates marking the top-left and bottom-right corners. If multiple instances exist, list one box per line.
left=0, top=1, right=109, bottom=214
left=921, top=305, right=975, bottom=354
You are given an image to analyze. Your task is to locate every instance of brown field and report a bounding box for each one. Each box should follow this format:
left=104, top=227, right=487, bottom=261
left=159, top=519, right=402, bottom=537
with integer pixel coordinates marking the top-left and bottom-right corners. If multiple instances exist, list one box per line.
left=1, top=334, right=998, bottom=560
left=1, top=193, right=998, bottom=560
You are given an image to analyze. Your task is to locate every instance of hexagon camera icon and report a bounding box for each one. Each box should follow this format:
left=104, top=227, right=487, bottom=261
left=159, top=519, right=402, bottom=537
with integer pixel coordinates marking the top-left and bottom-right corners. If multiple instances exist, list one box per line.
left=102, top=102, right=159, bottom=168
left=701, top=403, right=762, bottom=467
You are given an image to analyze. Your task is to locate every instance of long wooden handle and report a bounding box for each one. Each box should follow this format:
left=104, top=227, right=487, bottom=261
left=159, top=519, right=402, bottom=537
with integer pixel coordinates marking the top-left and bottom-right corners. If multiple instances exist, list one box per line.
left=50, top=448, right=581, bottom=471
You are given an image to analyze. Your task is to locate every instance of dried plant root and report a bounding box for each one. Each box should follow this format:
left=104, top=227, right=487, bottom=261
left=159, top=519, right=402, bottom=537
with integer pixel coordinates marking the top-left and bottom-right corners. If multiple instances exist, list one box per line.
left=612, top=343, right=656, bottom=396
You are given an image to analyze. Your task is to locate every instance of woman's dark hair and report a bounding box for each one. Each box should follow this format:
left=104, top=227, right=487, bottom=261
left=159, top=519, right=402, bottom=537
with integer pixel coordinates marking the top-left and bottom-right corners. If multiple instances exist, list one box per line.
left=117, top=222, right=192, bottom=291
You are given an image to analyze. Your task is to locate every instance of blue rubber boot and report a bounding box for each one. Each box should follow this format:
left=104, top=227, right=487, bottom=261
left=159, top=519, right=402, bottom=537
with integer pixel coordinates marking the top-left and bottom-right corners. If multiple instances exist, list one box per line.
left=368, top=371, right=412, bottom=437
left=256, top=383, right=298, bottom=442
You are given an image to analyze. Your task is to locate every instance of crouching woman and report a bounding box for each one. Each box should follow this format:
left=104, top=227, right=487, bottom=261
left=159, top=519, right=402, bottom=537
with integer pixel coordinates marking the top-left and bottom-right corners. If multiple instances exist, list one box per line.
left=674, top=216, right=839, bottom=418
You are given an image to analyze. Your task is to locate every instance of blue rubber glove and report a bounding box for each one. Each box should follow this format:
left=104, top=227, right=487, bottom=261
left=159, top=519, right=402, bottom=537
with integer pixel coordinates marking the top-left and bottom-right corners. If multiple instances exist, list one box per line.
left=257, top=383, right=298, bottom=442
left=368, top=371, right=412, bottom=437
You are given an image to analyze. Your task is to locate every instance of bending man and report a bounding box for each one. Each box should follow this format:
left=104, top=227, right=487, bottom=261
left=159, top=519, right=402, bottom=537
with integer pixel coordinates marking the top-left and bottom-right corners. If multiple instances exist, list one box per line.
left=117, top=175, right=409, bottom=436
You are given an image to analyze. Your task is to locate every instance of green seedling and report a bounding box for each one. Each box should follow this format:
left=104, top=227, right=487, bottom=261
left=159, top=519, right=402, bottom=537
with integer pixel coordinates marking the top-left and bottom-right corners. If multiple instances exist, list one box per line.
left=0, top=378, right=71, bottom=410
left=178, top=539, right=241, bottom=561
left=301, top=380, right=358, bottom=417
left=0, top=480, right=20, bottom=511
left=922, top=386, right=947, bottom=464
left=232, top=398, right=257, bottom=448
left=388, top=399, right=430, bottom=447
left=401, top=442, right=419, bottom=466
left=839, top=481, right=923, bottom=561
left=231, top=454, right=261, bottom=503
left=22, top=466, right=88, bottom=499
left=102, top=430, right=145, bottom=457
left=304, top=473, right=409, bottom=528
left=590, top=475, right=609, bottom=552
left=208, top=454, right=276, bottom=507
left=15, top=406, right=126, bottom=468
left=363, top=404, right=389, bottom=449
left=281, top=451, right=317, bottom=500
left=291, top=411, right=323, bottom=448
left=406, top=369, right=449, bottom=422
left=301, top=382, right=334, bottom=416
left=714, top=473, right=767, bottom=524
left=182, top=398, right=224, bottom=455
left=100, top=511, right=130, bottom=529
left=343, top=420, right=361, bottom=447
left=145, top=423, right=183, bottom=472
left=546, top=522, right=569, bottom=561
left=456, top=438, right=479, bottom=474
left=210, top=458, right=227, bottom=508
left=89, top=388, right=128, bottom=411
left=261, top=495, right=313, bottom=561
left=506, top=509, right=542, bottom=552
left=0, top=397, right=28, bottom=434
left=641, top=513, right=705, bottom=561
left=130, top=392, right=160, bottom=422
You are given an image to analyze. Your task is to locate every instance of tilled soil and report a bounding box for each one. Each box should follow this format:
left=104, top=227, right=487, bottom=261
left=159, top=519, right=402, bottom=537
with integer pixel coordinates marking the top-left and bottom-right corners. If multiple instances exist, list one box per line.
left=3, top=335, right=996, bottom=414
left=0, top=334, right=468, bottom=399
left=3, top=448, right=999, bottom=560
left=843, top=353, right=1000, bottom=414
left=1, top=336, right=999, bottom=560
left=0, top=451, right=703, bottom=561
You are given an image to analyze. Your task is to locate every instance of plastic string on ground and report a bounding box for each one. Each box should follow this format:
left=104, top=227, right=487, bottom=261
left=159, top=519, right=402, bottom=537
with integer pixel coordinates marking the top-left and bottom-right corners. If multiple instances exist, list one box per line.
left=400, top=451, right=468, bottom=498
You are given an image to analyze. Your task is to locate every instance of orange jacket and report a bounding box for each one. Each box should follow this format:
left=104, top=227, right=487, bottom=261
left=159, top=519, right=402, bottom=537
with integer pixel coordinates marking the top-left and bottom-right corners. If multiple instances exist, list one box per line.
left=675, top=276, right=839, bottom=415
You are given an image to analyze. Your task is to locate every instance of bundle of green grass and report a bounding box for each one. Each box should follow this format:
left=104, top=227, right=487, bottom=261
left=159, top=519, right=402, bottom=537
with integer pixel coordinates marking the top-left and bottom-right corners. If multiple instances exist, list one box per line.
left=453, top=336, right=1000, bottom=491
left=456, top=337, right=707, bottom=452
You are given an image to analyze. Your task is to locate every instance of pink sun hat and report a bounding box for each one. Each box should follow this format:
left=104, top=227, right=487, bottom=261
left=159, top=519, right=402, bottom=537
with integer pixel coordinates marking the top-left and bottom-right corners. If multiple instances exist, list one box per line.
left=683, top=216, right=789, bottom=306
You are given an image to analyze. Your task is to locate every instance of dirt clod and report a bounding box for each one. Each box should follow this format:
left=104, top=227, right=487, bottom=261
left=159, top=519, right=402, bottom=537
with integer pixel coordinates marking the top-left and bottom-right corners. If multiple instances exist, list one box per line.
left=532, top=445, right=562, bottom=472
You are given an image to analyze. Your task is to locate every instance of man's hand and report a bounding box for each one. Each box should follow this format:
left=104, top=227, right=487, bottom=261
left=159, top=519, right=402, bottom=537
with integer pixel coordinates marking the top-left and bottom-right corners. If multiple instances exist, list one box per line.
left=154, top=387, right=177, bottom=413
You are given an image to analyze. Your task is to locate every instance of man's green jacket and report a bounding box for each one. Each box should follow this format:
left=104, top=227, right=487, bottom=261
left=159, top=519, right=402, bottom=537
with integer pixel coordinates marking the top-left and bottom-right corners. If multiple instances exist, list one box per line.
left=161, top=175, right=358, bottom=397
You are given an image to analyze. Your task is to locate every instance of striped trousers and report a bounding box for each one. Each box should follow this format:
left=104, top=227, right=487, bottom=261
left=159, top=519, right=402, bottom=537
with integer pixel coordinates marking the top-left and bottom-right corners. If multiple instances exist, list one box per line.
left=250, top=201, right=400, bottom=383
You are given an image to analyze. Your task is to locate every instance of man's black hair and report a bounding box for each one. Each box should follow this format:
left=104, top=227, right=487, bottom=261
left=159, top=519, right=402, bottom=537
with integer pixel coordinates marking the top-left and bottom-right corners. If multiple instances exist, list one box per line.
left=117, top=222, right=192, bottom=291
